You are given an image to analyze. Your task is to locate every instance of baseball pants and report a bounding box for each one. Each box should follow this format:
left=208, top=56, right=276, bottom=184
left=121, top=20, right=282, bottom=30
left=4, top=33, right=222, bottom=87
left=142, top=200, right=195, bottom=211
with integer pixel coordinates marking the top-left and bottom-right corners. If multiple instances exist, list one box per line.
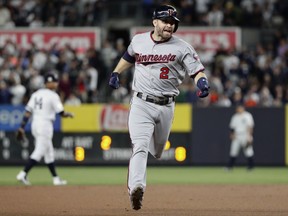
left=127, top=96, right=174, bottom=194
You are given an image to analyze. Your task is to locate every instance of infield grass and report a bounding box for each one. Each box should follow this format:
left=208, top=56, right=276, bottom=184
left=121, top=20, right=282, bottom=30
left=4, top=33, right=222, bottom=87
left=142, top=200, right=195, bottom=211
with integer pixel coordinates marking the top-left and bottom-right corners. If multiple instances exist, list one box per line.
left=0, top=166, right=288, bottom=186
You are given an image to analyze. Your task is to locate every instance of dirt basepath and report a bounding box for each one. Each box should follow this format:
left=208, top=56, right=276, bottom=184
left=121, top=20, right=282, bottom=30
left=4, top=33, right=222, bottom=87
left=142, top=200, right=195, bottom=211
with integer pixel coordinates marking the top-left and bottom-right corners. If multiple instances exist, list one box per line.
left=1, top=185, right=288, bottom=216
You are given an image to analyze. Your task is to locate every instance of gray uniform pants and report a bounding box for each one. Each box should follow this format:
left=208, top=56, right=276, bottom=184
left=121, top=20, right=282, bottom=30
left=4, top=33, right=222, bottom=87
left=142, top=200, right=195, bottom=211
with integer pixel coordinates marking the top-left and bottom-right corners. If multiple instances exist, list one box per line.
left=127, top=96, right=174, bottom=194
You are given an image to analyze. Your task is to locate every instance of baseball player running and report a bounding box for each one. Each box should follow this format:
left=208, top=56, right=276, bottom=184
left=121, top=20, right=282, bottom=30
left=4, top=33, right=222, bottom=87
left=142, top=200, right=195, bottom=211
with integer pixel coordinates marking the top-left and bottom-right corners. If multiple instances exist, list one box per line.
left=226, top=104, right=255, bottom=170
left=16, top=73, right=74, bottom=185
left=109, top=5, right=210, bottom=210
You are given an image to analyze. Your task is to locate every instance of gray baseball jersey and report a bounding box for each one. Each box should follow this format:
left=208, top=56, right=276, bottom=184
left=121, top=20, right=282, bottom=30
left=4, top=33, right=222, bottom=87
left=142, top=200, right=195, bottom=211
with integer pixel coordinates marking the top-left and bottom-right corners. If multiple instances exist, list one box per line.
left=127, top=32, right=205, bottom=97
left=26, top=88, right=64, bottom=163
left=126, top=32, right=205, bottom=194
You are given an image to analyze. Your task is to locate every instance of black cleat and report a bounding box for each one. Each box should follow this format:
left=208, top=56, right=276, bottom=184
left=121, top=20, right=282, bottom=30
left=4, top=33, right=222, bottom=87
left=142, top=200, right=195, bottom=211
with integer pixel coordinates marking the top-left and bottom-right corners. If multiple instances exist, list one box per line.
left=130, top=186, right=144, bottom=210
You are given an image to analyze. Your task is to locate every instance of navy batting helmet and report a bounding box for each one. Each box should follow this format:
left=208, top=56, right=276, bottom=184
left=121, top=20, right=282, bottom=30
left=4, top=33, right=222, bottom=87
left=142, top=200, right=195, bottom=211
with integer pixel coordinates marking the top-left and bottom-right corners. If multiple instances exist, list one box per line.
left=152, top=5, right=180, bottom=32
left=44, top=73, right=58, bottom=83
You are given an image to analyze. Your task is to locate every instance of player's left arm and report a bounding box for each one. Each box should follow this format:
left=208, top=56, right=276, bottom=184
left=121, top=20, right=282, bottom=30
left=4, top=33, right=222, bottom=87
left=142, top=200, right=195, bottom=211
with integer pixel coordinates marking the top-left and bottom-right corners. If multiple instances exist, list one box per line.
left=247, top=122, right=254, bottom=146
left=54, top=94, right=74, bottom=118
left=183, top=45, right=210, bottom=98
left=59, top=111, right=74, bottom=118
left=247, top=114, right=255, bottom=146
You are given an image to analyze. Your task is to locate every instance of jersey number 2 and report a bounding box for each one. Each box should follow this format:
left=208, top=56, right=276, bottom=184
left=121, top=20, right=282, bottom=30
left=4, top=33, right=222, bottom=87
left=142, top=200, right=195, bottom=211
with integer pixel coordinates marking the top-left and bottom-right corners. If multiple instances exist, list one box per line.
left=160, top=67, right=169, bottom=79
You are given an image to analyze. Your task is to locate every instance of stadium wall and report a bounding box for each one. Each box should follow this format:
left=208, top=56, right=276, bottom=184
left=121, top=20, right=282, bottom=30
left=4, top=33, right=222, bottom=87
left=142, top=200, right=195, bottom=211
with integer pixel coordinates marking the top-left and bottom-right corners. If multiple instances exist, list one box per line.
left=0, top=105, right=286, bottom=166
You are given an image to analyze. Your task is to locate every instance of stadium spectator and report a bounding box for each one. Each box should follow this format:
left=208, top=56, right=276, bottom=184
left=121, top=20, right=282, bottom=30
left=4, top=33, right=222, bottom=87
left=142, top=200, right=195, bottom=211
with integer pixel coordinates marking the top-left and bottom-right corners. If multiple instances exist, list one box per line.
left=222, top=1, right=243, bottom=26
left=178, top=0, right=195, bottom=25
left=0, top=2, right=14, bottom=28
left=8, top=73, right=26, bottom=105
left=58, top=72, right=71, bottom=102
left=64, top=91, right=82, bottom=106
left=29, top=15, right=43, bottom=28
left=84, top=61, right=99, bottom=103
left=0, top=80, right=11, bottom=104
left=207, top=3, right=223, bottom=26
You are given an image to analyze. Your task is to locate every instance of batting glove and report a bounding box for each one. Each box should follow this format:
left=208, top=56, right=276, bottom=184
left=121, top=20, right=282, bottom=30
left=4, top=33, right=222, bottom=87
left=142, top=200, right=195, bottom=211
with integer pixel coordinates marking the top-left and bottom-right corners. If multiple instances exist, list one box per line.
left=109, top=72, right=120, bottom=89
left=196, top=77, right=210, bottom=98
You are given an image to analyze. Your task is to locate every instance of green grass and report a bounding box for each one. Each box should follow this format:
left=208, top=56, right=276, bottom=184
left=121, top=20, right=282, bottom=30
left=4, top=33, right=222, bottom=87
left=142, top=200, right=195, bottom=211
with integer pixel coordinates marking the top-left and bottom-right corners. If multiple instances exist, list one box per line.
left=1, top=166, right=288, bottom=186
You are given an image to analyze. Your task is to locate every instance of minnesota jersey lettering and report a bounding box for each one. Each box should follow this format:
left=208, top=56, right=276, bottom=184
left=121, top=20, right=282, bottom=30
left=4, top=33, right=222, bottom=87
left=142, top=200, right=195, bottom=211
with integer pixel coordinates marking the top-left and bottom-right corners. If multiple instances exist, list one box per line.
left=136, top=53, right=176, bottom=64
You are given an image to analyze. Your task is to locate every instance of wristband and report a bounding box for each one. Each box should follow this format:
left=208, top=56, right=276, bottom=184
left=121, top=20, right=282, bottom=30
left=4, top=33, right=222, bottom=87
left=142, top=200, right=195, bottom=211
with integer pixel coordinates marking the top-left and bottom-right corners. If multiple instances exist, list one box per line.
left=20, top=115, right=29, bottom=129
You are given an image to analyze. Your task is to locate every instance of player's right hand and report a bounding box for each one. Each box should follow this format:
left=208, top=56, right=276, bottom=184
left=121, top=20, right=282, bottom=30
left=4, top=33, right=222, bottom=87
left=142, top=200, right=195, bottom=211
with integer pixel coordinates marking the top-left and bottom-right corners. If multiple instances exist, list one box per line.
left=109, top=72, right=120, bottom=89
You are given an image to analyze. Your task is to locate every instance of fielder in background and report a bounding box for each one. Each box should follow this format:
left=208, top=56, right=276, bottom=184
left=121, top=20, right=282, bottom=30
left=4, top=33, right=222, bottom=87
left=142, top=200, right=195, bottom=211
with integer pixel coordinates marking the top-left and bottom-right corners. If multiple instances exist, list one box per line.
left=226, top=104, right=255, bottom=171
left=16, top=73, right=74, bottom=186
left=109, top=5, right=210, bottom=210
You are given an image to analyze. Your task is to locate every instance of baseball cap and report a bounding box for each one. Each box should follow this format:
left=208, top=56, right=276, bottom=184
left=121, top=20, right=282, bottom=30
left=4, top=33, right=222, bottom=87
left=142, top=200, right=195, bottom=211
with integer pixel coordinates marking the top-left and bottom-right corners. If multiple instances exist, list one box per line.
left=44, top=73, right=58, bottom=83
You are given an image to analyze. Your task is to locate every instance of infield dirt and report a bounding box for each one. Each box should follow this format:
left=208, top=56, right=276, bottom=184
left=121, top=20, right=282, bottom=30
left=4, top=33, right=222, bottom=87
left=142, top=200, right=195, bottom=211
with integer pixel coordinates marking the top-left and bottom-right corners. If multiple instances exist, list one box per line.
left=1, top=185, right=288, bottom=216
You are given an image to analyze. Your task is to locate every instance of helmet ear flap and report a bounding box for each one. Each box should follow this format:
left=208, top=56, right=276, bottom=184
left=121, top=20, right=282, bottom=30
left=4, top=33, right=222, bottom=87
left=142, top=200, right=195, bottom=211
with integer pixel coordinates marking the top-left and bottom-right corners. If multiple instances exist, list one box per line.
left=173, top=22, right=178, bottom=33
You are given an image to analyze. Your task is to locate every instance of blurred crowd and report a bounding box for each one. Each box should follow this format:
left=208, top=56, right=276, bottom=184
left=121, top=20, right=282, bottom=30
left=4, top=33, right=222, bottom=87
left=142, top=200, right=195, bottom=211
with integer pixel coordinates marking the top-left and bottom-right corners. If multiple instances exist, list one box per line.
left=0, top=0, right=288, bottom=107
left=0, top=0, right=287, bottom=28
left=144, top=0, right=288, bottom=28
left=179, top=34, right=288, bottom=107
left=0, top=37, right=128, bottom=105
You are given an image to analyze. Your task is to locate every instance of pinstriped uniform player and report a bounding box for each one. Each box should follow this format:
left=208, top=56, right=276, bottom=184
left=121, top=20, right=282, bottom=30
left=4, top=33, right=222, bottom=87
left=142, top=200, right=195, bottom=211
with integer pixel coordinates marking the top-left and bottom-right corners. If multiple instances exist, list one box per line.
left=16, top=73, right=74, bottom=186
left=109, top=5, right=210, bottom=210
left=227, top=104, right=255, bottom=170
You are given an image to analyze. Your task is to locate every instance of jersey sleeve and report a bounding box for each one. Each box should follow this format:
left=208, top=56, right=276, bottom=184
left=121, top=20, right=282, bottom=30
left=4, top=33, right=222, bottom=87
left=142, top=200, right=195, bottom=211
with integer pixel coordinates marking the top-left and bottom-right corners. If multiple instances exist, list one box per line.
left=122, top=36, right=136, bottom=63
left=25, top=94, right=35, bottom=113
left=123, top=51, right=135, bottom=63
left=229, top=116, right=236, bottom=129
left=247, top=113, right=254, bottom=128
left=53, top=93, right=64, bottom=114
left=127, top=36, right=136, bottom=57
left=182, top=46, right=205, bottom=77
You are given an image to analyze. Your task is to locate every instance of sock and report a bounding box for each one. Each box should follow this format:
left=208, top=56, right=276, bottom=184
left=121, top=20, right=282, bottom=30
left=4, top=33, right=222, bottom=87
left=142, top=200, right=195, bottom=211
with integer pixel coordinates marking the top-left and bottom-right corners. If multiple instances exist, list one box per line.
left=227, top=156, right=236, bottom=168
left=247, top=157, right=254, bottom=169
left=47, top=162, right=57, bottom=177
left=24, top=158, right=38, bottom=174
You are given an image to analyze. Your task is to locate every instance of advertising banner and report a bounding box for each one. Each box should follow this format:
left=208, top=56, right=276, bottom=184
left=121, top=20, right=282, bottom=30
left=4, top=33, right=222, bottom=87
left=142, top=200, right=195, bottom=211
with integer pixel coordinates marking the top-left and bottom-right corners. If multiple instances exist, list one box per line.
left=130, top=27, right=241, bottom=54
left=1, top=104, right=191, bottom=132
left=0, top=132, right=190, bottom=165
left=0, top=28, right=101, bottom=51
left=0, top=107, right=286, bottom=166
left=62, top=104, right=191, bottom=132
left=0, top=105, right=61, bottom=131
left=0, top=105, right=25, bottom=131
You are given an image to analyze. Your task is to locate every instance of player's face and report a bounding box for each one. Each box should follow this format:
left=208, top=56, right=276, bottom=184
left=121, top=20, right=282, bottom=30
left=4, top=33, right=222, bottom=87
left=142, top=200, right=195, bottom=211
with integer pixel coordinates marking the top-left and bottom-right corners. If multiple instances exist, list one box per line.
left=46, top=82, right=58, bottom=90
left=153, top=18, right=175, bottom=40
left=236, top=105, right=245, bottom=113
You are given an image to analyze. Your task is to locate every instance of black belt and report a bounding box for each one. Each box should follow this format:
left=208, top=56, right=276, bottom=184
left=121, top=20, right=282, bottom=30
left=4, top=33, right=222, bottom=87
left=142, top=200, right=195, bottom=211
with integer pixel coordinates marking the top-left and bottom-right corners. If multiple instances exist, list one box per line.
left=136, top=92, right=175, bottom=105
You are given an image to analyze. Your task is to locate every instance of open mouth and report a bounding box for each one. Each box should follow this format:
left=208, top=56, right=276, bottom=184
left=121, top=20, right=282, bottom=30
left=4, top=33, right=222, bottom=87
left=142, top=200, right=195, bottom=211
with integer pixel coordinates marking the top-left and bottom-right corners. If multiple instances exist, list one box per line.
left=164, top=29, right=172, bottom=33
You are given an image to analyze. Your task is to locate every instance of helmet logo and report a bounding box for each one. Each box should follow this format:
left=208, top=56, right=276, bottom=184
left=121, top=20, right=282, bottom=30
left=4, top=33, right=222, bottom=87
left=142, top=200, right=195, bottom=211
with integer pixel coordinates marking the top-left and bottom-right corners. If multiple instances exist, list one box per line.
left=157, top=9, right=176, bottom=18
left=168, top=9, right=175, bottom=16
